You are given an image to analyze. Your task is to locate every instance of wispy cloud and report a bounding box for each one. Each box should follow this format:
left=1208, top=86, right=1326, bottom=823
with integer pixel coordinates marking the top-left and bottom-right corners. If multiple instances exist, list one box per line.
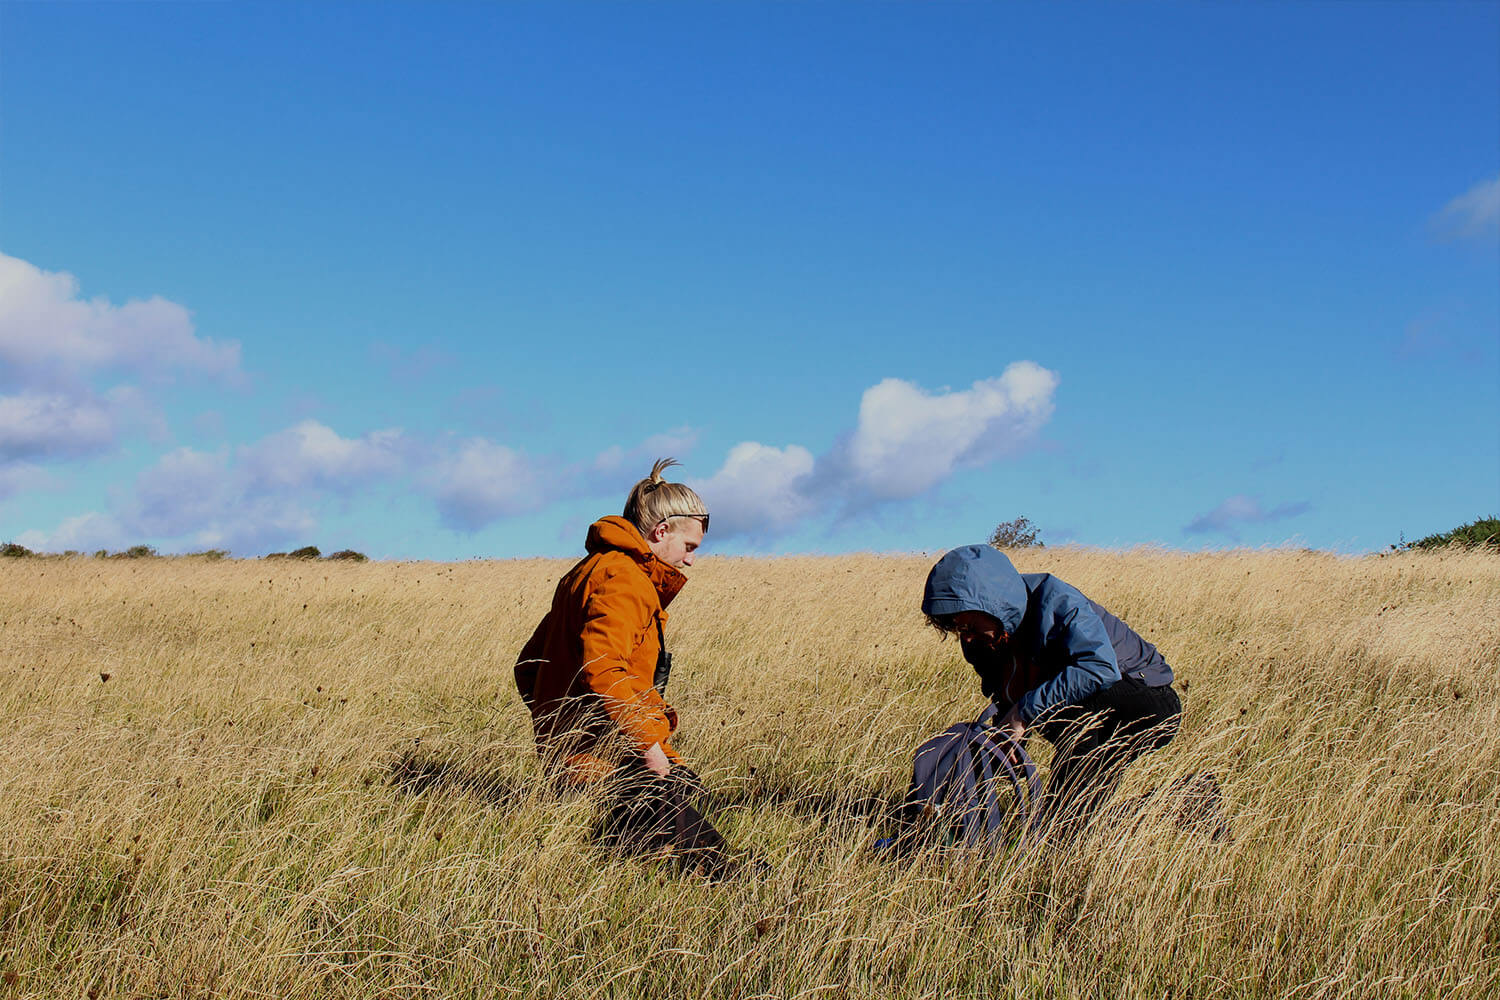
left=1397, top=308, right=1489, bottom=366
left=15, top=512, right=130, bottom=554
left=430, top=428, right=705, bottom=534
left=591, top=427, right=700, bottom=477
left=1431, top=175, right=1500, bottom=242
left=1185, top=494, right=1311, bottom=540
left=371, top=341, right=457, bottom=383
left=0, top=462, right=53, bottom=502
left=430, top=438, right=551, bottom=532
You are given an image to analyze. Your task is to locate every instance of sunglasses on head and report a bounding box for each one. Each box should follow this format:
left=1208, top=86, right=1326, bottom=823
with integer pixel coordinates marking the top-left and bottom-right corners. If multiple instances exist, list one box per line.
left=664, top=513, right=709, bottom=530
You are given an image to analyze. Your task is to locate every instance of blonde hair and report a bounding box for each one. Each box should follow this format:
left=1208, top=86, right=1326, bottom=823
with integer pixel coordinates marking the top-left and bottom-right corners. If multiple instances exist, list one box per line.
left=623, top=458, right=708, bottom=537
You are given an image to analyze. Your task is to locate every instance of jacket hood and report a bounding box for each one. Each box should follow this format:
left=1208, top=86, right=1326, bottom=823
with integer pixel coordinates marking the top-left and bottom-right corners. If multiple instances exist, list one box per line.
left=585, top=515, right=653, bottom=560
left=921, top=545, right=1028, bottom=635
left=584, top=515, right=686, bottom=606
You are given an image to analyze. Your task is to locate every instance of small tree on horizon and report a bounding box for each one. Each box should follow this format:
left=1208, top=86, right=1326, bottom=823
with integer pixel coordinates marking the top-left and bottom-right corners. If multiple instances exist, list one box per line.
left=989, top=516, right=1044, bottom=549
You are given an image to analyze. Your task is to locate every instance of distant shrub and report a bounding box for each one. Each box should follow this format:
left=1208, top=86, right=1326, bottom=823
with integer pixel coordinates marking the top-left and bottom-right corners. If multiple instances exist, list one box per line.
left=1400, top=516, right=1500, bottom=553
left=99, top=545, right=157, bottom=559
left=989, top=516, right=1044, bottom=549
left=265, top=552, right=287, bottom=560
left=2, top=542, right=35, bottom=558
left=190, top=549, right=230, bottom=561
left=288, top=546, right=321, bottom=560
left=326, top=549, right=368, bottom=562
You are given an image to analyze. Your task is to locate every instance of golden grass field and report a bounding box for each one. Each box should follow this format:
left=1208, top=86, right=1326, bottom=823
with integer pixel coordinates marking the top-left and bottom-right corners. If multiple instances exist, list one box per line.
left=1, top=546, right=1497, bottom=999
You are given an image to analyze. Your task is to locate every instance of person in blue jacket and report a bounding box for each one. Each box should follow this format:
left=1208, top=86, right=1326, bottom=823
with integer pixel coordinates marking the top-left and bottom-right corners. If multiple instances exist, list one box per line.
left=921, top=544, right=1182, bottom=842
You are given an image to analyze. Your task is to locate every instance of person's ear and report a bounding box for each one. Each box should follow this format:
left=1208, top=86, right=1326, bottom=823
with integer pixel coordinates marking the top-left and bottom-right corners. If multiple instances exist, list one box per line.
left=649, top=520, right=670, bottom=543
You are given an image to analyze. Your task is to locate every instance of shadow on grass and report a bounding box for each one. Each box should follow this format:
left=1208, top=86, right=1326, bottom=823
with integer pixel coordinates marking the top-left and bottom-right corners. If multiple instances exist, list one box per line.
left=387, top=749, right=532, bottom=809
left=1094, top=771, right=1234, bottom=843
left=711, top=777, right=905, bottom=827
left=712, top=772, right=1231, bottom=848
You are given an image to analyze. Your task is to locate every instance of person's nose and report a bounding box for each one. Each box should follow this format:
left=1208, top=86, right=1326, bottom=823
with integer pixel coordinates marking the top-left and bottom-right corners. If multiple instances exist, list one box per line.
left=682, top=551, right=695, bottom=567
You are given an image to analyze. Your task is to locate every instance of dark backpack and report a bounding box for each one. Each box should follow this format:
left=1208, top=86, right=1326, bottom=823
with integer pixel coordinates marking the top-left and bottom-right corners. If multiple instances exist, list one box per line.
left=903, top=702, right=1042, bottom=849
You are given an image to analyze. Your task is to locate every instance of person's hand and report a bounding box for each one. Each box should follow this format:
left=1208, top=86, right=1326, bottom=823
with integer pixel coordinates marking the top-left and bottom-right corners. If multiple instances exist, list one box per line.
left=643, top=742, right=671, bottom=777
left=997, top=704, right=1026, bottom=763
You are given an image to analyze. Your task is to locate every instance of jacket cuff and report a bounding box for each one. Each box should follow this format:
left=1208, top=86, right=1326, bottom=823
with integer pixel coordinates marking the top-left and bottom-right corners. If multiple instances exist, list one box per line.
left=1015, top=692, right=1044, bottom=724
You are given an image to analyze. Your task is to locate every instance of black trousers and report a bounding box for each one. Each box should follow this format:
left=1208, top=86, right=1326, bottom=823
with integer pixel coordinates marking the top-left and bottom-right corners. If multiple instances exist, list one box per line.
left=596, top=765, right=727, bottom=862
left=1032, top=675, right=1182, bottom=840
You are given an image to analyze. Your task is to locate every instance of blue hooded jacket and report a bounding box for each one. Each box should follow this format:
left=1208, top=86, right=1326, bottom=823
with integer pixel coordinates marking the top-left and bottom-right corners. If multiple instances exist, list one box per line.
left=922, top=546, right=1173, bottom=723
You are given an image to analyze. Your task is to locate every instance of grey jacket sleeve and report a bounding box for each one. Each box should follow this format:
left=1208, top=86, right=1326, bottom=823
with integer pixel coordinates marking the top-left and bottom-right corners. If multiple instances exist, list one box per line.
left=1016, top=590, right=1121, bottom=722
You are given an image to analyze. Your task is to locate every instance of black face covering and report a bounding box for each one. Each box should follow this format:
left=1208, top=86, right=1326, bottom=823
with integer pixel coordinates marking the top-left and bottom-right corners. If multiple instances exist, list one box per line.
left=960, top=636, right=1015, bottom=704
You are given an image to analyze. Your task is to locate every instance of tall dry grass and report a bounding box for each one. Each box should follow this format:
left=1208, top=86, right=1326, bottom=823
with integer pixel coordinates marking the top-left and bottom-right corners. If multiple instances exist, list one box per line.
left=0, top=547, right=1496, bottom=998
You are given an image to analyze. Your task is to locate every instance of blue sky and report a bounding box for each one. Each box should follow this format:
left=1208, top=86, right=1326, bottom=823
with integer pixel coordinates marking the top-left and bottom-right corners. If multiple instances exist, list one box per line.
left=1, top=1, right=1496, bottom=559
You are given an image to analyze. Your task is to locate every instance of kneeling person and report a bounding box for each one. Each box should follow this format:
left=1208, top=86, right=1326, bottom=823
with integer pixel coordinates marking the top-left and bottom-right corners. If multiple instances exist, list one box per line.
left=922, top=545, right=1182, bottom=842
left=515, top=459, right=728, bottom=869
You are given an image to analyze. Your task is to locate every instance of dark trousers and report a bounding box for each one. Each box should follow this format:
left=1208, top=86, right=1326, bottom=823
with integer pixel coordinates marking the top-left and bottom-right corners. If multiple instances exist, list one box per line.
left=1033, top=675, right=1182, bottom=841
left=596, top=766, right=727, bottom=863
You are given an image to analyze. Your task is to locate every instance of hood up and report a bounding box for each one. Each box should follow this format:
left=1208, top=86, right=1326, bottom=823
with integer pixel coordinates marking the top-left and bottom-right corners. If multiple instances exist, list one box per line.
left=921, top=545, right=1028, bottom=636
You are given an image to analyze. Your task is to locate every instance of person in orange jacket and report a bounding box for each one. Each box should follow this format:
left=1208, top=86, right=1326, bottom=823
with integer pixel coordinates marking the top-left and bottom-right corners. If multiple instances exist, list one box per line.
left=515, top=458, right=731, bottom=869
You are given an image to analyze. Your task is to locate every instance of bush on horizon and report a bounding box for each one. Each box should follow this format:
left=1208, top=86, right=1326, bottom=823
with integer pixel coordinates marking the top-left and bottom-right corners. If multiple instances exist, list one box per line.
left=1398, top=515, right=1499, bottom=553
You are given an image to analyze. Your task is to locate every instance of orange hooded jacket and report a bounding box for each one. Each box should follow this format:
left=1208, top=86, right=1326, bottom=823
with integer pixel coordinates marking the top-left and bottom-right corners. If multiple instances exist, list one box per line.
left=515, top=515, right=686, bottom=783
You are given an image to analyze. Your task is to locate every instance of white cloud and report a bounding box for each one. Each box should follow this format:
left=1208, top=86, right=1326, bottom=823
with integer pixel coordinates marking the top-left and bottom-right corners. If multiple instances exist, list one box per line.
left=0, top=391, right=117, bottom=462
left=433, top=438, right=548, bottom=532
left=182, top=499, right=318, bottom=553
left=18, top=472, right=318, bottom=554
left=124, top=423, right=409, bottom=551
left=693, top=364, right=1059, bottom=540
left=692, top=442, right=816, bottom=540
left=438, top=427, right=712, bottom=534
left=127, top=448, right=233, bottom=537
left=1185, top=494, right=1311, bottom=539
left=12, top=367, right=1050, bottom=551
left=1432, top=175, right=1500, bottom=241
left=10, top=419, right=655, bottom=551
left=122, top=445, right=320, bottom=553
left=838, top=363, right=1058, bottom=502
left=24, top=423, right=401, bottom=555
left=238, top=419, right=408, bottom=491
left=0, top=252, right=239, bottom=387
left=0, top=384, right=169, bottom=470
left=0, top=252, right=235, bottom=497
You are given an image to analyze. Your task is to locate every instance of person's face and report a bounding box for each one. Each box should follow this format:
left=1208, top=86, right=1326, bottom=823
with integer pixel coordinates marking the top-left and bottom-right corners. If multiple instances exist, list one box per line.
left=647, top=517, right=705, bottom=570
left=948, top=610, right=1008, bottom=651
